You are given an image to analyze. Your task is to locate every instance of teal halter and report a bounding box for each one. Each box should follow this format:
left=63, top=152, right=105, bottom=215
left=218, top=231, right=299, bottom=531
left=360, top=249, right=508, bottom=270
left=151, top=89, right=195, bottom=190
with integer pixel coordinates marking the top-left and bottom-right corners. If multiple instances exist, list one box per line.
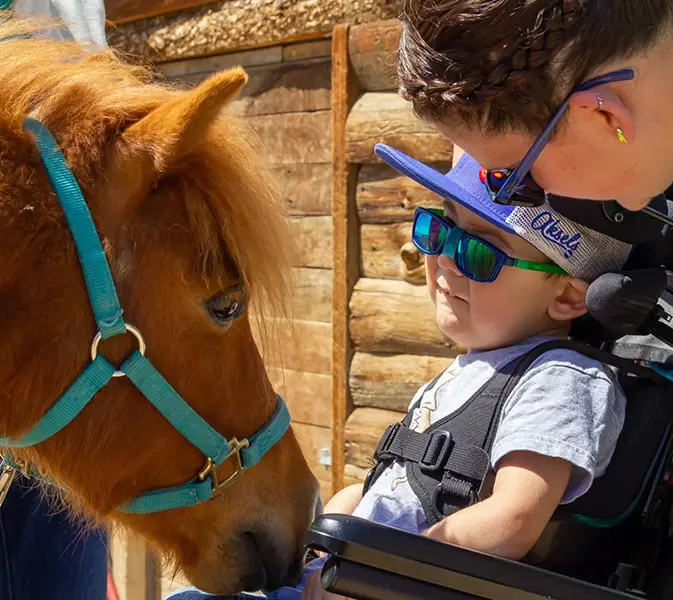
left=0, top=118, right=291, bottom=514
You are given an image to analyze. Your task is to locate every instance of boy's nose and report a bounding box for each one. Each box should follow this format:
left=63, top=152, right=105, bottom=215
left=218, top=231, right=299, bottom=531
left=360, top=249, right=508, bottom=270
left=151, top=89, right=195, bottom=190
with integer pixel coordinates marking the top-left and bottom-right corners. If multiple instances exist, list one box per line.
left=437, top=251, right=462, bottom=276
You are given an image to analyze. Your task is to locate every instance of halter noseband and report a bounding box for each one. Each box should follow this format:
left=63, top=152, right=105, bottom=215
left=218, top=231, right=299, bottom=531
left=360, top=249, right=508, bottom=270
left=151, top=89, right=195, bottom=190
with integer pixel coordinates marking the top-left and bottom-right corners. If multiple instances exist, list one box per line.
left=0, top=118, right=291, bottom=514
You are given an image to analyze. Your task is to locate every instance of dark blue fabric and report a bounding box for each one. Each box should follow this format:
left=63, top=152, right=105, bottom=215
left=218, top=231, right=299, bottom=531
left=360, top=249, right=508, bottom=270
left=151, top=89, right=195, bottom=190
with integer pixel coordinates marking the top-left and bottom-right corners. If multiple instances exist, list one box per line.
left=167, top=557, right=328, bottom=600
left=0, top=476, right=108, bottom=600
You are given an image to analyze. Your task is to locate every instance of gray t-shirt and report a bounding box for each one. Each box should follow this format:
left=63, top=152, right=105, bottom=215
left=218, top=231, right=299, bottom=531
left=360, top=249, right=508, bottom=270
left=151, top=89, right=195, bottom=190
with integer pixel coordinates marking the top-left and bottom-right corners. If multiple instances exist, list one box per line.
left=352, top=335, right=627, bottom=535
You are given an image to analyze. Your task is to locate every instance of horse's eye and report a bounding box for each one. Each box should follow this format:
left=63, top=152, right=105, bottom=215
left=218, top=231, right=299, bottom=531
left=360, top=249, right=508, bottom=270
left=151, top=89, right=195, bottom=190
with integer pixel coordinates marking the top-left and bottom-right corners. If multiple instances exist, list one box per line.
left=205, top=285, right=247, bottom=326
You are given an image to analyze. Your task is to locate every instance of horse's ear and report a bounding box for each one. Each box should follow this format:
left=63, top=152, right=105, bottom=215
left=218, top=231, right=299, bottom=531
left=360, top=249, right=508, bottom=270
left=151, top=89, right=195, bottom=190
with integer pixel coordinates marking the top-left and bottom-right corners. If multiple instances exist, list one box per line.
left=121, top=67, right=248, bottom=173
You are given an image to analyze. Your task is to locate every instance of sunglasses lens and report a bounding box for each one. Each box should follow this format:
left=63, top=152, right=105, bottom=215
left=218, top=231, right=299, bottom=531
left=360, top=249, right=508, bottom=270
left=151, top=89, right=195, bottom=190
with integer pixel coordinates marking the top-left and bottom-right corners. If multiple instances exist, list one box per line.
left=414, top=211, right=447, bottom=254
left=458, top=236, right=497, bottom=282
left=485, top=169, right=546, bottom=206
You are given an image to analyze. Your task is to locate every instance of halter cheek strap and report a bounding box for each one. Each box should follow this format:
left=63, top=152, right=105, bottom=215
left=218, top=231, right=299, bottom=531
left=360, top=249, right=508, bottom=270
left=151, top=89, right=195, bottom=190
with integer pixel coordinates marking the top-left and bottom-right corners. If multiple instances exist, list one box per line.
left=0, top=117, right=291, bottom=514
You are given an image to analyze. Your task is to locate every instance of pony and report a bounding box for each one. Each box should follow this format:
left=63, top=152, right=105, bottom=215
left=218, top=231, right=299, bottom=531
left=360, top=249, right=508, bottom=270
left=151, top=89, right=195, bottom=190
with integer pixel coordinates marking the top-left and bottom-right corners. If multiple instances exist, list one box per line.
left=0, top=20, right=319, bottom=595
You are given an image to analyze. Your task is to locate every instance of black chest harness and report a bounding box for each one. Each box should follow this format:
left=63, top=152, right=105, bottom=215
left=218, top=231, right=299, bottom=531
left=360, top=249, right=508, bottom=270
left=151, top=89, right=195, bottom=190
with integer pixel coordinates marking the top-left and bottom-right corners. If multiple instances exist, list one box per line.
left=363, top=339, right=673, bottom=585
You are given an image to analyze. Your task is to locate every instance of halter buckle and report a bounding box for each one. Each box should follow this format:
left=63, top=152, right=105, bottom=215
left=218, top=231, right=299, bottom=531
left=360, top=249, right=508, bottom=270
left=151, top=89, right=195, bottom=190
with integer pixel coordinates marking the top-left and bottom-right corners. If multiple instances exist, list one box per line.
left=198, top=438, right=250, bottom=495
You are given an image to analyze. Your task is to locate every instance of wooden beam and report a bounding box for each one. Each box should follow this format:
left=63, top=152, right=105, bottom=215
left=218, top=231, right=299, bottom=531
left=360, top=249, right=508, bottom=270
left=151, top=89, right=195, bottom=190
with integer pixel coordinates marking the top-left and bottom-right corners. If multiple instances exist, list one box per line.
left=255, top=319, right=332, bottom=375
left=356, top=163, right=448, bottom=224
left=105, top=0, right=218, bottom=24
left=349, top=278, right=460, bottom=356
left=169, top=58, right=332, bottom=118
left=268, top=367, right=331, bottom=428
left=110, top=534, right=160, bottom=600
left=350, top=352, right=454, bottom=412
left=331, top=23, right=361, bottom=496
left=346, top=92, right=453, bottom=164
left=348, top=20, right=401, bottom=92
left=291, top=216, right=333, bottom=269
left=290, top=268, right=333, bottom=324
left=271, top=164, right=332, bottom=217
left=247, top=111, right=332, bottom=166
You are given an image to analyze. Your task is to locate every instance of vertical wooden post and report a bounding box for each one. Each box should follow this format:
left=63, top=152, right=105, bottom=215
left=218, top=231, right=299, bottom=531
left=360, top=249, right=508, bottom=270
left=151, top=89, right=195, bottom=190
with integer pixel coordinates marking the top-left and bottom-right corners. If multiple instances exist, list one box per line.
left=331, top=24, right=362, bottom=495
left=110, top=535, right=160, bottom=600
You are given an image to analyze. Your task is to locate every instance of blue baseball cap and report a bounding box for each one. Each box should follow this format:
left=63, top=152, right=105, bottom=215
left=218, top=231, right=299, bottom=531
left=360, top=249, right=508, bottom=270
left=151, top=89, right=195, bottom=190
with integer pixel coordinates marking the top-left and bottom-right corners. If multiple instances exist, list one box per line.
left=375, top=143, right=633, bottom=282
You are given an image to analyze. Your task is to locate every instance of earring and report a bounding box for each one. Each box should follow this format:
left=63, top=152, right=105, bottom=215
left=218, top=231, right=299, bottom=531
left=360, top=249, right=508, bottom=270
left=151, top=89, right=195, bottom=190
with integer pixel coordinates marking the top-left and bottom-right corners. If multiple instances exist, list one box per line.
left=596, top=94, right=604, bottom=111
left=617, top=127, right=628, bottom=144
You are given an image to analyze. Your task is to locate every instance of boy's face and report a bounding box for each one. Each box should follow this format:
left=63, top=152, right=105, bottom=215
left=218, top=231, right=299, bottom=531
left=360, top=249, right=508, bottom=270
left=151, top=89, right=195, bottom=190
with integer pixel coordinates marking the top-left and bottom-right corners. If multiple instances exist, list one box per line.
left=427, top=201, right=582, bottom=351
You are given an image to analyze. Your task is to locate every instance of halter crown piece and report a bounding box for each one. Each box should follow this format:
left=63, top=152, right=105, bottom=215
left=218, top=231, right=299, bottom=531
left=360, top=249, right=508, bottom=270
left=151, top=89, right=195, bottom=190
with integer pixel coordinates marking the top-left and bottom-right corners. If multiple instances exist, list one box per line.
left=0, top=118, right=291, bottom=514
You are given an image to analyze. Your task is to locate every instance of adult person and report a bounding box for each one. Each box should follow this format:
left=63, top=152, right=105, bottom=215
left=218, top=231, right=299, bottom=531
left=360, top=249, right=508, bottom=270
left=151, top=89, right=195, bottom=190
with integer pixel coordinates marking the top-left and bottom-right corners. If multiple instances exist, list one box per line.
left=396, top=0, right=673, bottom=215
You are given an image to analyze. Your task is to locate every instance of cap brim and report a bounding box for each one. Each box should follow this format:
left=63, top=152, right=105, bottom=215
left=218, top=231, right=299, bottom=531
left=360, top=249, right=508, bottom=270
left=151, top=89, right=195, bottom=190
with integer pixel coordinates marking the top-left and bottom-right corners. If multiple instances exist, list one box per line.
left=374, top=143, right=518, bottom=236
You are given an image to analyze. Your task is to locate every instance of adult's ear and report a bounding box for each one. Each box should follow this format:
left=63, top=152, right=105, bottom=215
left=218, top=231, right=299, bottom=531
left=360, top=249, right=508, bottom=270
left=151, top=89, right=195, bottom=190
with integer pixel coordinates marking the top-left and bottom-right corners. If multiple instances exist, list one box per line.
left=547, top=276, right=589, bottom=322
left=99, top=68, right=247, bottom=229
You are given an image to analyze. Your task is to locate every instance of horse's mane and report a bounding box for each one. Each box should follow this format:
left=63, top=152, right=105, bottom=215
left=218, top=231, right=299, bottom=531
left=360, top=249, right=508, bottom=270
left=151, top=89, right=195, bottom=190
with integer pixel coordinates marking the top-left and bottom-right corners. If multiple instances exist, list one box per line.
left=0, top=18, right=293, bottom=324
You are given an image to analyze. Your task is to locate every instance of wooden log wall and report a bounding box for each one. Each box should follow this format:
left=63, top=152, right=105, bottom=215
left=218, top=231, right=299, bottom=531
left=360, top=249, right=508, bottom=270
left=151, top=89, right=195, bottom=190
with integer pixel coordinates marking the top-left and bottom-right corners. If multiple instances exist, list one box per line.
left=333, top=20, right=461, bottom=490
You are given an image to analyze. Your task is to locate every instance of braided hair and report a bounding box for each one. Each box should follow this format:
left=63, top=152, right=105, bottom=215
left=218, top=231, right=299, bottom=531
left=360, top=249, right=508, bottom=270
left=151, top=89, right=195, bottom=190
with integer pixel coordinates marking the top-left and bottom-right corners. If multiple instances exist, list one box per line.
left=398, top=0, right=673, bottom=133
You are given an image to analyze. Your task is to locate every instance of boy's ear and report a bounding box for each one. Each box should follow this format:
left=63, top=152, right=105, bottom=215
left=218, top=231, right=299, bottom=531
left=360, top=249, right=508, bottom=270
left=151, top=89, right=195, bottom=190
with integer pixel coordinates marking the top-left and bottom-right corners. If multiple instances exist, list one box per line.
left=547, top=276, right=589, bottom=322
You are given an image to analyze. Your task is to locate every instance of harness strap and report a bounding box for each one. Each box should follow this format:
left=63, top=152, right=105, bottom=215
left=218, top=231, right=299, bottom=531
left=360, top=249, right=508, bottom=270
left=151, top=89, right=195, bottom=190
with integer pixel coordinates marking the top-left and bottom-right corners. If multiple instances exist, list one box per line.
left=375, top=423, right=490, bottom=482
left=0, top=356, right=115, bottom=447
left=24, top=118, right=126, bottom=339
left=122, top=351, right=232, bottom=463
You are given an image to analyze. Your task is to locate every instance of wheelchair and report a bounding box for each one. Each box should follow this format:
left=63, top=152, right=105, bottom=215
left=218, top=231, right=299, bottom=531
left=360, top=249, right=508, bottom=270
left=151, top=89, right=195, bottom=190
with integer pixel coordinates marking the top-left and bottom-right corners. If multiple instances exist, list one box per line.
left=306, top=193, right=673, bottom=600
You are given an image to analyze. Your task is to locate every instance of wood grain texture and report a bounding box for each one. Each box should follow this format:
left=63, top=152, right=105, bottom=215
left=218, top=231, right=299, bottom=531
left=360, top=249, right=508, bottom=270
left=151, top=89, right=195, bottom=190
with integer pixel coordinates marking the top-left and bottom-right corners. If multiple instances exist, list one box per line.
left=158, top=45, right=283, bottom=79
left=293, top=422, right=332, bottom=501
left=290, top=268, right=332, bottom=323
left=168, top=58, right=332, bottom=117
left=248, top=111, right=332, bottom=165
left=291, top=216, right=333, bottom=269
left=256, top=319, right=332, bottom=375
left=350, top=352, right=454, bottom=411
left=268, top=367, right=331, bottom=428
left=110, top=534, right=159, bottom=600
left=360, top=222, right=428, bottom=283
left=356, top=163, right=448, bottom=223
left=283, top=39, right=333, bottom=62
left=349, top=278, right=458, bottom=356
left=105, top=0, right=218, bottom=24
left=270, top=164, right=331, bottom=216
left=346, top=93, right=453, bottom=164
left=107, top=0, right=399, bottom=63
left=331, top=23, right=362, bottom=496
left=345, top=407, right=406, bottom=470
left=348, top=20, right=400, bottom=92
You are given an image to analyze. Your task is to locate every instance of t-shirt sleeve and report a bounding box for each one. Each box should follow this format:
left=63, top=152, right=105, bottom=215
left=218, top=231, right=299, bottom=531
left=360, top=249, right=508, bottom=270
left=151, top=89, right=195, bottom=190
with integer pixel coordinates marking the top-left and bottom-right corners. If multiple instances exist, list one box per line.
left=490, top=352, right=626, bottom=504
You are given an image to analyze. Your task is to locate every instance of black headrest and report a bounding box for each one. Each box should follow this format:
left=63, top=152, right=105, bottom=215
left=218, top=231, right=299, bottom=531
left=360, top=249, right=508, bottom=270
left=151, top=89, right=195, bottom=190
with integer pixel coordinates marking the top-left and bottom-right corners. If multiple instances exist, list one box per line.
left=548, top=194, right=672, bottom=245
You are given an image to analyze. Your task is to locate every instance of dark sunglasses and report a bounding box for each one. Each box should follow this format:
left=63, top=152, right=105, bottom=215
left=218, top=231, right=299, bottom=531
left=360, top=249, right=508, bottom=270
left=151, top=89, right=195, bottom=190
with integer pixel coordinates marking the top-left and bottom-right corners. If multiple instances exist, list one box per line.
left=412, top=207, right=566, bottom=283
left=485, top=69, right=635, bottom=208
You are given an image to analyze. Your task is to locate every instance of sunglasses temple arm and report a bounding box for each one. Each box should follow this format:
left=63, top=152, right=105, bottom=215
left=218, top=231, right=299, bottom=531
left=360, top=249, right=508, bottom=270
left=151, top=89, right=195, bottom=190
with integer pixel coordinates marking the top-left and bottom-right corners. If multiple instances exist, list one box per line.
left=495, top=102, right=572, bottom=203
left=513, top=258, right=567, bottom=275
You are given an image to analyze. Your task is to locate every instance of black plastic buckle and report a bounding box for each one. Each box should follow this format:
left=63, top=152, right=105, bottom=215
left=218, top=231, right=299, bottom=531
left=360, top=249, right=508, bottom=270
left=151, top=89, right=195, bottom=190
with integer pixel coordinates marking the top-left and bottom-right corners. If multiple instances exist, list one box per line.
left=420, top=431, right=453, bottom=472
left=373, top=423, right=401, bottom=462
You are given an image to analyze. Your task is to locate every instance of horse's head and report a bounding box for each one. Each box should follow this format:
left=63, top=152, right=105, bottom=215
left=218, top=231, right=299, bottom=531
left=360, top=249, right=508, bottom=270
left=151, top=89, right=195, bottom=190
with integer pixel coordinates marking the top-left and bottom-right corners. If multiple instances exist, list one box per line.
left=0, top=22, right=319, bottom=594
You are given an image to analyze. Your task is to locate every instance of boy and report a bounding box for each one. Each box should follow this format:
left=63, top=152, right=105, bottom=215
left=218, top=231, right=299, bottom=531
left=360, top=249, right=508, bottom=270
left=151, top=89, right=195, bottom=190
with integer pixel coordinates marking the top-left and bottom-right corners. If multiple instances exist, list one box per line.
left=170, top=150, right=632, bottom=600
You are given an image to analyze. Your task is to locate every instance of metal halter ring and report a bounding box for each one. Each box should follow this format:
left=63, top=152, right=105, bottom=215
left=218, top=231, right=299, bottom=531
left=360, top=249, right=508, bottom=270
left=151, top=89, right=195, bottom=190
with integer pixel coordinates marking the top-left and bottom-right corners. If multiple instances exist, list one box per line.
left=91, top=324, right=147, bottom=378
